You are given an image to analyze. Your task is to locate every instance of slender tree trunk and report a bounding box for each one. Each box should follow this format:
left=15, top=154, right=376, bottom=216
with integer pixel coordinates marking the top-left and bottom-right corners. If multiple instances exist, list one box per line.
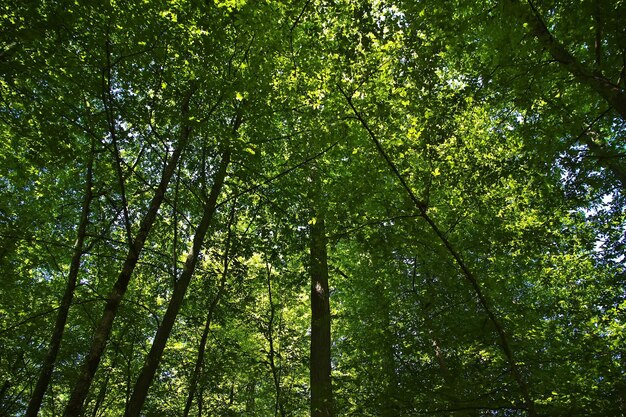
left=62, top=88, right=196, bottom=417
left=90, top=373, right=109, bottom=417
left=182, top=202, right=235, bottom=417
left=309, top=172, right=333, bottom=417
left=228, top=382, right=235, bottom=408
left=102, top=35, right=133, bottom=248
left=25, top=151, right=94, bottom=417
left=593, top=0, right=603, bottom=68
left=172, top=164, right=181, bottom=282
left=378, top=286, right=400, bottom=417
left=197, top=383, right=203, bottom=417
left=181, top=291, right=221, bottom=417
left=245, top=381, right=256, bottom=414
left=124, top=343, right=134, bottom=415
left=124, top=149, right=230, bottom=417
left=265, top=261, right=286, bottom=417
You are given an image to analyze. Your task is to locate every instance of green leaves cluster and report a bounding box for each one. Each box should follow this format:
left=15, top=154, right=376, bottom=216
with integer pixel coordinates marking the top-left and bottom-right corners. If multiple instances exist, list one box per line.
left=1, top=1, right=625, bottom=416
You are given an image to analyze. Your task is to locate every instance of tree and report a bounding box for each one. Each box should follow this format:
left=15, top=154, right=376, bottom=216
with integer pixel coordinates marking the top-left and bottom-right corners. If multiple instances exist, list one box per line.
left=2, top=1, right=625, bottom=416
left=308, top=165, right=334, bottom=417
left=25, top=144, right=95, bottom=417
left=125, top=145, right=231, bottom=416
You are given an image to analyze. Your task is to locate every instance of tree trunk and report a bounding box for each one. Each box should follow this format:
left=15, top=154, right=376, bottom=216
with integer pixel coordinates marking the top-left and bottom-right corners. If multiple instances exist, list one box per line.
left=62, top=88, right=196, bottom=417
left=26, top=150, right=94, bottom=417
left=181, top=294, right=220, bottom=417
left=265, top=261, right=286, bottom=417
left=124, top=149, right=230, bottom=417
left=309, top=204, right=333, bottom=417
left=378, top=287, right=400, bottom=417
left=89, top=373, right=109, bottom=417
left=245, top=381, right=256, bottom=414
left=182, top=201, right=235, bottom=417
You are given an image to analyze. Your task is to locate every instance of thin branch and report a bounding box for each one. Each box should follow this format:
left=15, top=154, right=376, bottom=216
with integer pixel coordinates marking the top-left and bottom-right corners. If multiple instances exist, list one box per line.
left=0, top=298, right=105, bottom=336
left=290, top=0, right=311, bottom=32
left=218, top=141, right=339, bottom=207
left=338, top=85, right=427, bottom=213
left=568, top=108, right=611, bottom=146
left=328, top=214, right=421, bottom=242
left=102, top=31, right=133, bottom=247
left=339, top=84, right=537, bottom=416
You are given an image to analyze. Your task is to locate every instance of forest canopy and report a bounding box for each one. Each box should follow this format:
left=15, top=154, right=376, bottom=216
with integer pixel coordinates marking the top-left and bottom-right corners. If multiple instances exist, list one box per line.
left=1, top=1, right=626, bottom=416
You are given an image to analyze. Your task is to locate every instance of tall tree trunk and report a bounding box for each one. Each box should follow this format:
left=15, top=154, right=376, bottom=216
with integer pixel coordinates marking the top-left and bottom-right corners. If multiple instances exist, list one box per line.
left=197, top=383, right=203, bottom=417
left=182, top=201, right=235, bottom=417
left=181, top=282, right=223, bottom=417
left=309, top=169, right=333, bottom=417
left=124, top=149, right=230, bottom=417
left=62, top=88, right=196, bottom=417
left=89, top=371, right=109, bottom=417
left=26, top=149, right=95, bottom=417
left=378, top=285, right=400, bottom=417
left=265, top=261, right=286, bottom=417
left=245, top=381, right=256, bottom=414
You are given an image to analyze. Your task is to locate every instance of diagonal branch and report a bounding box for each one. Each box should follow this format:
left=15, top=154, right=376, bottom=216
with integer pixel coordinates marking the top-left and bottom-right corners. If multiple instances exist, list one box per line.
left=218, top=140, right=339, bottom=207
left=102, top=31, right=133, bottom=247
left=507, top=0, right=626, bottom=120
left=339, top=84, right=537, bottom=417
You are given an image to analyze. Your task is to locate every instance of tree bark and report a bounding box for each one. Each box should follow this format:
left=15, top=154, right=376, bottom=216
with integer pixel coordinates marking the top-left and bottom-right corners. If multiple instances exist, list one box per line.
left=309, top=186, right=333, bottom=417
left=26, top=149, right=94, bottom=417
left=378, top=285, right=400, bottom=417
left=62, top=88, right=196, bottom=417
left=245, top=381, right=256, bottom=414
left=124, top=149, right=230, bottom=417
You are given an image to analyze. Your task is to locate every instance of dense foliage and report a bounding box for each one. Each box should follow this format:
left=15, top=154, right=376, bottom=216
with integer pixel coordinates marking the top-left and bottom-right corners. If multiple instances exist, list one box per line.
left=1, top=1, right=625, bottom=416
